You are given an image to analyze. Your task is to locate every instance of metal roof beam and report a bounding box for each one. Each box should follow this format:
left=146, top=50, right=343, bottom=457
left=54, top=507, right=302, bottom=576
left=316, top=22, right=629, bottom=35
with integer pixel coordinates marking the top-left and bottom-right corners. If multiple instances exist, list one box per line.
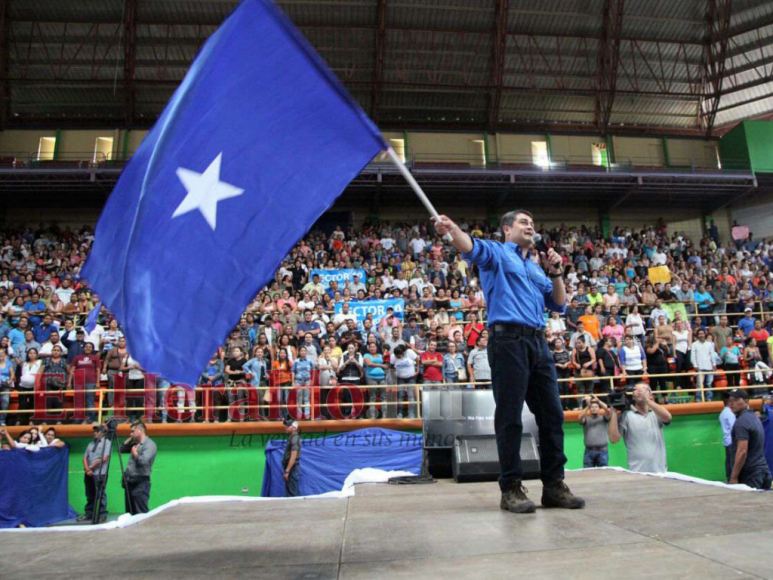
left=714, top=90, right=773, bottom=113
left=369, top=0, right=387, bottom=123
left=4, top=18, right=706, bottom=46
left=700, top=0, right=733, bottom=137
left=122, top=0, right=138, bottom=128
left=0, top=0, right=9, bottom=129
left=12, top=12, right=773, bottom=45
left=595, top=0, right=625, bottom=135
left=1, top=77, right=704, bottom=101
left=487, top=0, right=508, bottom=129
left=716, top=70, right=773, bottom=97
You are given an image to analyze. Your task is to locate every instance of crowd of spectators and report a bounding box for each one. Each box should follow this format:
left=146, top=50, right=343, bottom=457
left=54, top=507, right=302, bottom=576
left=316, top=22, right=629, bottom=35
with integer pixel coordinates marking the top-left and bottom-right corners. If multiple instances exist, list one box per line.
left=0, top=217, right=771, bottom=424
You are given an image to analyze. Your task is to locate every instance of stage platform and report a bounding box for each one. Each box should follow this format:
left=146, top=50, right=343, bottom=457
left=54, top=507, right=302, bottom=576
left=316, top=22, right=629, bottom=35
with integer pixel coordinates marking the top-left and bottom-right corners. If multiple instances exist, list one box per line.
left=2, top=470, right=772, bottom=579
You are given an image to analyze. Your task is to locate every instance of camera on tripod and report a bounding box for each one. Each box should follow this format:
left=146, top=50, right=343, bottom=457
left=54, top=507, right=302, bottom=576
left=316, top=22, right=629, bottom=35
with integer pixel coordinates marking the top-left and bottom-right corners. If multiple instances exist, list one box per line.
left=105, top=416, right=127, bottom=436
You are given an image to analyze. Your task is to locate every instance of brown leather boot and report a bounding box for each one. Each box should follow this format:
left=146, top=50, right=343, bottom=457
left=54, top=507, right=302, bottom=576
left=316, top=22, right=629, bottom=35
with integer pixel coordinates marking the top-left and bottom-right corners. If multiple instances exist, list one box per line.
left=500, top=480, right=537, bottom=514
left=541, top=480, right=585, bottom=509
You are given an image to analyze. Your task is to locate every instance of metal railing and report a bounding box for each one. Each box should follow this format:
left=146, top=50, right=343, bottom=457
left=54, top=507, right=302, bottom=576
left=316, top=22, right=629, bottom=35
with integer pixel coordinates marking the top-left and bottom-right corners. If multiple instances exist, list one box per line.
left=365, top=151, right=751, bottom=173
left=2, top=366, right=769, bottom=426
left=0, top=150, right=129, bottom=169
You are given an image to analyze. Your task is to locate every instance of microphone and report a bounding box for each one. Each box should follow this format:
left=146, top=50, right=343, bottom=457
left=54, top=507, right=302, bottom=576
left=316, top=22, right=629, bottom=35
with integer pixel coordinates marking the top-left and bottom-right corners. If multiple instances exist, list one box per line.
left=532, top=233, right=550, bottom=255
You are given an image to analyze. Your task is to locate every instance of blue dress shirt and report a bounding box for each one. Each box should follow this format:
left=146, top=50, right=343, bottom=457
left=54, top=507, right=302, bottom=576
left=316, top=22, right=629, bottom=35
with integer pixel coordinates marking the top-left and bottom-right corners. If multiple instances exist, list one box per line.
left=463, top=239, right=564, bottom=329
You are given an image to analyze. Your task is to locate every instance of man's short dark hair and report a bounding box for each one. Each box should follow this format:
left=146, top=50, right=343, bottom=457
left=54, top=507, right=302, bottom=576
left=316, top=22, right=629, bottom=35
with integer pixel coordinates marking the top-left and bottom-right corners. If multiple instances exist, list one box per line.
left=131, top=421, right=147, bottom=434
left=500, top=209, right=534, bottom=231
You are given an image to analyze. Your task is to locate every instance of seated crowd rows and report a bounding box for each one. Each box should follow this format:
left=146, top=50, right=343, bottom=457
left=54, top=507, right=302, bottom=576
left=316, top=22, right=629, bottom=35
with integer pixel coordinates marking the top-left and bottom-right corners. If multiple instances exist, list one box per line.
left=0, top=218, right=771, bottom=425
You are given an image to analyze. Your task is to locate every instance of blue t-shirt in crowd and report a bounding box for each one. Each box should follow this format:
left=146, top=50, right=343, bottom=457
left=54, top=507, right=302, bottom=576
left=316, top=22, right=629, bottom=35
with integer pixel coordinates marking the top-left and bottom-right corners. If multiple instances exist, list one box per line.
left=364, top=353, right=386, bottom=380
left=292, top=358, right=315, bottom=384
left=721, top=346, right=741, bottom=365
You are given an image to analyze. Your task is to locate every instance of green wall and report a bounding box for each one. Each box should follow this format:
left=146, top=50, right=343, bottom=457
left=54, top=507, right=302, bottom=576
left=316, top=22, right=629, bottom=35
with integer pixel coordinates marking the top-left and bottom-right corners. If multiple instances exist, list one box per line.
left=743, top=121, right=773, bottom=173
left=65, top=414, right=726, bottom=514
left=719, top=120, right=773, bottom=173
left=719, top=122, right=751, bottom=171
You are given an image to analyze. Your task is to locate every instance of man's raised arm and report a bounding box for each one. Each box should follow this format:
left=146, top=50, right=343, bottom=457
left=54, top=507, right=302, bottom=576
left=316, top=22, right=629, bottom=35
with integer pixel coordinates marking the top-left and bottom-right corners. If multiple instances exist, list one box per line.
left=432, top=215, right=473, bottom=254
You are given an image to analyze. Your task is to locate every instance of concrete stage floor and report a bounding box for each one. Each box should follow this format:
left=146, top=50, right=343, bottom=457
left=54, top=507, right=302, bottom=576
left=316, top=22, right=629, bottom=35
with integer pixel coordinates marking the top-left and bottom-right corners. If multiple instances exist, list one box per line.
left=2, top=470, right=773, bottom=579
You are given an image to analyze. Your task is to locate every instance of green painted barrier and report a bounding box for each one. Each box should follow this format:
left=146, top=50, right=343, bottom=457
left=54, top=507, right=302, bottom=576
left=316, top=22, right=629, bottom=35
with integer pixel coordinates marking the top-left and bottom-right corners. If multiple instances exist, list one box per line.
left=65, top=414, right=726, bottom=514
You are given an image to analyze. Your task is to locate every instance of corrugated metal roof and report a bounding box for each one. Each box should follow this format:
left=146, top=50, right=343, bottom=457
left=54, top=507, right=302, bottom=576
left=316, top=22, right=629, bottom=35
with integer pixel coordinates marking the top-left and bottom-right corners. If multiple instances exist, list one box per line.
left=3, top=0, right=773, bottom=134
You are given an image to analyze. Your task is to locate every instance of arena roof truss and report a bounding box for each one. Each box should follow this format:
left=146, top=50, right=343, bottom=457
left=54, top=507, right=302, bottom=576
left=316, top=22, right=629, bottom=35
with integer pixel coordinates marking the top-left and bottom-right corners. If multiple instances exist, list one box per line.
left=0, top=0, right=771, bottom=138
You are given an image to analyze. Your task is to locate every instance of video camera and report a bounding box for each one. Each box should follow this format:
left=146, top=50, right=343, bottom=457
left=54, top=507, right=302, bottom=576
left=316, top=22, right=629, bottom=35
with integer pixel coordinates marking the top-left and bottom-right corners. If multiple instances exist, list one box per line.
left=105, top=416, right=128, bottom=436
left=607, top=388, right=633, bottom=410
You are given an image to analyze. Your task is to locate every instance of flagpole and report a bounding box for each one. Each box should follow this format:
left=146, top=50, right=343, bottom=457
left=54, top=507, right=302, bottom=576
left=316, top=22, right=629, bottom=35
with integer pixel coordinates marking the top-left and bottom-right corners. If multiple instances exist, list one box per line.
left=385, top=147, right=453, bottom=242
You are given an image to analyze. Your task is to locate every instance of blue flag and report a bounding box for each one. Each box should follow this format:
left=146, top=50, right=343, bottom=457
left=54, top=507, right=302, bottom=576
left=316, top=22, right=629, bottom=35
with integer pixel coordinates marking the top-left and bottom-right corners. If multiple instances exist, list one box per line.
left=84, top=302, right=102, bottom=333
left=81, top=0, right=386, bottom=386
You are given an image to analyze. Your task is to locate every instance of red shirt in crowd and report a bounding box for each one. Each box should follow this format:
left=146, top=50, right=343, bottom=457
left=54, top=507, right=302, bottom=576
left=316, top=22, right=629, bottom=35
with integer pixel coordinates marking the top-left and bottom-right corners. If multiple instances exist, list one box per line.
left=464, top=323, right=484, bottom=347
left=70, top=353, right=101, bottom=385
left=421, top=352, right=443, bottom=382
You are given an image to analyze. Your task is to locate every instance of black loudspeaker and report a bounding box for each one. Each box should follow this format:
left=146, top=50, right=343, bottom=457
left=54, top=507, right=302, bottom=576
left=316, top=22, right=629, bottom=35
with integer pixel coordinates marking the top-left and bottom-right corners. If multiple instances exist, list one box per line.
left=452, top=434, right=541, bottom=483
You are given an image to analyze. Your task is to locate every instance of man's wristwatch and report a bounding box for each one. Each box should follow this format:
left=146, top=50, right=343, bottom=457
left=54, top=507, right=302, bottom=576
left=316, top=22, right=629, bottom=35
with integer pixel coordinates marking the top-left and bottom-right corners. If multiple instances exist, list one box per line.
left=548, top=270, right=564, bottom=278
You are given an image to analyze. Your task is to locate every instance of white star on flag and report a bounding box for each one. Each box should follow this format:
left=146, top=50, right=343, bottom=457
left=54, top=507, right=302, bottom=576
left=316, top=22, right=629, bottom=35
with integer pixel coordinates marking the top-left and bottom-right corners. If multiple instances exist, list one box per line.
left=172, top=153, right=245, bottom=230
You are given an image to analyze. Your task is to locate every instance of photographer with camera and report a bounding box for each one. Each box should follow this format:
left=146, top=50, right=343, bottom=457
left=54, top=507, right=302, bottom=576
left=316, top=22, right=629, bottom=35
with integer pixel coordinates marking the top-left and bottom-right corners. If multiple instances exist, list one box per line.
left=609, top=382, right=672, bottom=473
left=578, top=395, right=612, bottom=467
left=77, top=424, right=111, bottom=523
left=119, top=421, right=157, bottom=515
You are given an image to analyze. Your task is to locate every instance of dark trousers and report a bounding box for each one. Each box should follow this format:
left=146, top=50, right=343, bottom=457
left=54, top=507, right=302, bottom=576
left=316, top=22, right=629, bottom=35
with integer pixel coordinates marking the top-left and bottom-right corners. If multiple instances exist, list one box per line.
left=285, top=463, right=300, bottom=497
left=489, top=330, right=567, bottom=491
left=556, top=371, right=571, bottom=408
left=724, top=446, right=733, bottom=482
left=648, top=366, right=669, bottom=397
left=675, top=351, right=691, bottom=389
left=339, top=381, right=358, bottom=419
left=84, top=474, right=108, bottom=517
left=18, top=390, right=34, bottom=425
left=126, top=378, right=145, bottom=422
left=725, top=363, right=740, bottom=387
left=47, top=382, right=65, bottom=421
left=124, top=477, right=151, bottom=515
left=740, top=469, right=772, bottom=490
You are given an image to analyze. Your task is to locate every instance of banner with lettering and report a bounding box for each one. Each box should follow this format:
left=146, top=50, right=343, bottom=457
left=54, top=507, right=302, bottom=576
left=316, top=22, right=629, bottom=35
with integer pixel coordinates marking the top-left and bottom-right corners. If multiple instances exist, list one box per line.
left=334, top=298, right=405, bottom=327
left=310, top=268, right=367, bottom=290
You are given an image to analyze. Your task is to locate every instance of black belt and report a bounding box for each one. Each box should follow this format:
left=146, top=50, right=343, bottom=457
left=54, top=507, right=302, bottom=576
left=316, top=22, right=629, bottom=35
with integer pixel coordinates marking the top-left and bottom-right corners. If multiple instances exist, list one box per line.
left=585, top=445, right=608, bottom=451
left=491, top=323, right=545, bottom=338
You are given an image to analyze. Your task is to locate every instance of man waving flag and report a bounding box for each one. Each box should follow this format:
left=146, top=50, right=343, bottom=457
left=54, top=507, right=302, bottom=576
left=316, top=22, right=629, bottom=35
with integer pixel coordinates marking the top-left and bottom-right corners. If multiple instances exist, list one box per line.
left=82, top=0, right=386, bottom=386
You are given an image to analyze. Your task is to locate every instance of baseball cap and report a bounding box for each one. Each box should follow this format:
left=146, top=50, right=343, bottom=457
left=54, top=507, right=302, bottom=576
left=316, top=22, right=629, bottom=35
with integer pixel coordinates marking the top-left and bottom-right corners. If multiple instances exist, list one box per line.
left=283, top=418, right=298, bottom=428
left=744, top=307, right=752, bottom=313
left=92, top=424, right=107, bottom=433
left=727, top=388, right=749, bottom=400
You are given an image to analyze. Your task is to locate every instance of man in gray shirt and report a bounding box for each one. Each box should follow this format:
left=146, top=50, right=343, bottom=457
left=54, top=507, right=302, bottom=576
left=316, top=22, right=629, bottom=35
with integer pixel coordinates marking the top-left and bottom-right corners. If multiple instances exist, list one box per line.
left=382, top=325, right=406, bottom=355
left=609, top=382, right=672, bottom=473
left=120, top=421, right=157, bottom=514
left=283, top=418, right=302, bottom=497
left=578, top=396, right=611, bottom=467
left=78, top=424, right=112, bottom=523
left=466, top=336, right=491, bottom=387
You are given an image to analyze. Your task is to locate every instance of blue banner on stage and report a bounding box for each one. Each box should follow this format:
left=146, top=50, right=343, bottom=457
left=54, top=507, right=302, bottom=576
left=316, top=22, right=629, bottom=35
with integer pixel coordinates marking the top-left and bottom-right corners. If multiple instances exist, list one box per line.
left=309, top=268, right=367, bottom=291
left=261, top=428, right=422, bottom=497
left=0, top=447, right=77, bottom=528
left=762, top=406, right=773, bottom=473
left=334, top=298, right=405, bottom=327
